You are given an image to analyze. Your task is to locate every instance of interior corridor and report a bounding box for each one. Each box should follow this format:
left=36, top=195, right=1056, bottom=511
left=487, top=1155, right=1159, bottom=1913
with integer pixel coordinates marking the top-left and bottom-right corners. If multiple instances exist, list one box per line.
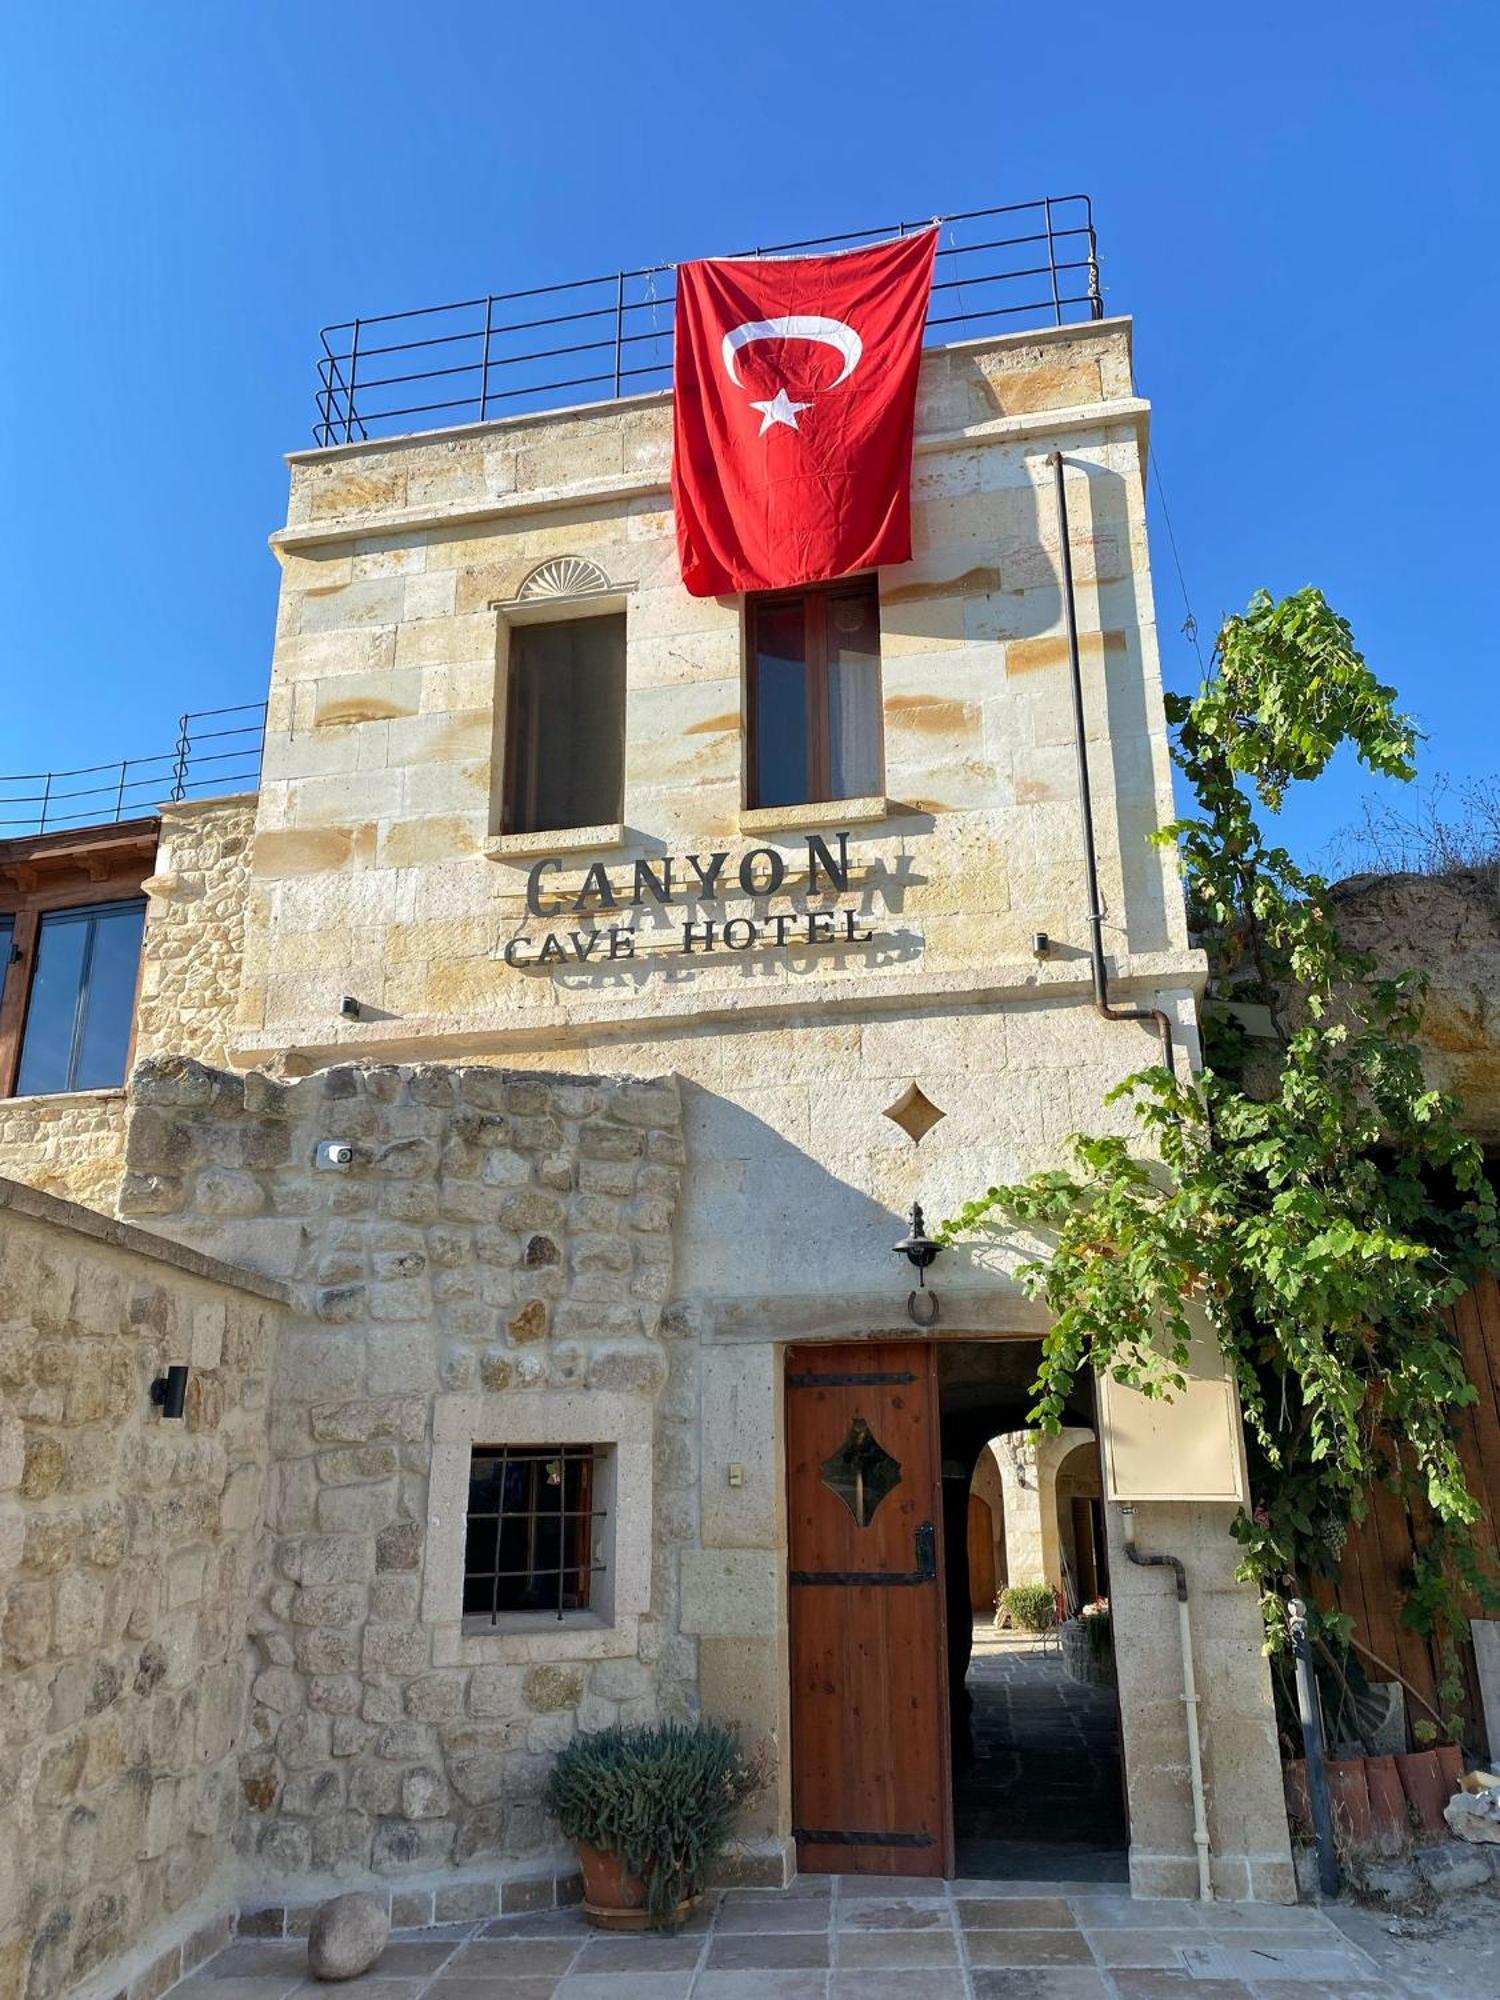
left=954, top=1621, right=1128, bottom=1880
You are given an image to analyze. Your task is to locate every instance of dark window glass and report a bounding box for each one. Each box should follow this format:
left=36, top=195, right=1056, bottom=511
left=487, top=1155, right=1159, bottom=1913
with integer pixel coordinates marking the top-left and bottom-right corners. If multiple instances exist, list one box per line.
left=463, top=1445, right=601, bottom=1621
left=750, top=600, right=810, bottom=810
left=15, top=899, right=145, bottom=1096
left=0, top=916, right=13, bottom=1014
left=748, top=578, right=883, bottom=809
left=504, top=615, right=626, bottom=835
left=821, top=1415, right=902, bottom=1528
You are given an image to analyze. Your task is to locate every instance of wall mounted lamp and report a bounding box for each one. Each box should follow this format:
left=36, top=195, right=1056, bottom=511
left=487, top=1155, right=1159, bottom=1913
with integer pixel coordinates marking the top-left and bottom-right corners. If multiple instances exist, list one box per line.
left=150, top=1364, right=189, bottom=1420
left=894, top=1203, right=943, bottom=1327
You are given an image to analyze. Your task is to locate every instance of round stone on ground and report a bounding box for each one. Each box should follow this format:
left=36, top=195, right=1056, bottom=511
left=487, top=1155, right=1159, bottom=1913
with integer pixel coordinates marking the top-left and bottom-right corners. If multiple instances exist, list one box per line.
left=307, top=1892, right=390, bottom=1980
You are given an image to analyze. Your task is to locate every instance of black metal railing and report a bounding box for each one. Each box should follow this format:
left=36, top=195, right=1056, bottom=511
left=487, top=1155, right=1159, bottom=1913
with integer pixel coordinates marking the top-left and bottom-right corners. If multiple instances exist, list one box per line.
left=315, top=194, right=1103, bottom=447
left=0, top=703, right=268, bottom=839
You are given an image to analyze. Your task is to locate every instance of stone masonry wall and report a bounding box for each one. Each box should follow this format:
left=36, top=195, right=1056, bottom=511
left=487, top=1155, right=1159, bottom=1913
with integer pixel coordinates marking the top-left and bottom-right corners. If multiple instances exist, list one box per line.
left=0, top=1179, right=285, bottom=2000
left=0, top=1093, right=129, bottom=1214
left=117, top=1055, right=690, bottom=1899
left=0, top=797, right=255, bottom=1220
left=136, top=797, right=257, bottom=1072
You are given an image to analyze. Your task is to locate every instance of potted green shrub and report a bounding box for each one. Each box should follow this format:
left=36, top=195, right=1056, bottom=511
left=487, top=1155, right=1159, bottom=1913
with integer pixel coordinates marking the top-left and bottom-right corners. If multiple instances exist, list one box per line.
left=545, top=1719, right=766, bottom=1930
left=1000, top=1582, right=1057, bottom=1633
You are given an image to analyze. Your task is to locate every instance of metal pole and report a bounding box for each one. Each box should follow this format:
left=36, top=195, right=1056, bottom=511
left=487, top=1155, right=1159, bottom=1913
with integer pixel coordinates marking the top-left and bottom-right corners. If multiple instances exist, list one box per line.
left=345, top=320, right=361, bottom=445
left=1044, top=196, right=1063, bottom=326
left=171, top=715, right=191, bottom=803
left=1087, top=219, right=1103, bottom=319
left=1288, top=1598, right=1340, bottom=1898
left=612, top=273, right=625, bottom=396
left=1052, top=450, right=1175, bottom=1071
left=479, top=296, right=493, bottom=422
left=114, top=760, right=128, bottom=820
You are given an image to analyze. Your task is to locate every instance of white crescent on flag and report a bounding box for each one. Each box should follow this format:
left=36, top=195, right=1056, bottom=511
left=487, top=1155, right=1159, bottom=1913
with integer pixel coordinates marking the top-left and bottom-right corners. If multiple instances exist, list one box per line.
left=720, top=315, right=864, bottom=389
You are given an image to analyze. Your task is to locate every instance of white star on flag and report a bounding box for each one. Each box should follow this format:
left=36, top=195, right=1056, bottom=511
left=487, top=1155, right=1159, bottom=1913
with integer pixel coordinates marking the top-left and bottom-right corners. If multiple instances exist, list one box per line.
left=749, top=387, right=811, bottom=435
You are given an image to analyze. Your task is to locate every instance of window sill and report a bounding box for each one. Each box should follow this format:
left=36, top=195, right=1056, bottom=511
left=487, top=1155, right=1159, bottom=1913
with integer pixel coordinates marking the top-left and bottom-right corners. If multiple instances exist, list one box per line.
left=436, top=1610, right=640, bottom=1667
left=461, top=1610, right=611, bottom=1639
left=485, top=822, right=628, bottom=862
left=739, top=795, right=892, bottom=836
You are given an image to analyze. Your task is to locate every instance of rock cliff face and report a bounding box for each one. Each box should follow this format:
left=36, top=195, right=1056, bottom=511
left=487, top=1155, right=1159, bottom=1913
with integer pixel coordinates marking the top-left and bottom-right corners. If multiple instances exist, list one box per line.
left=1331, top=865, right=1500, bottom=1142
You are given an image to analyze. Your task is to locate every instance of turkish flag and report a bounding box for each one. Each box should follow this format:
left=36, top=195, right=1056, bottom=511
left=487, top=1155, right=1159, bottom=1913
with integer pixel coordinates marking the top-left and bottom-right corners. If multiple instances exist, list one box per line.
left=672, top=231, right=937, bottom=597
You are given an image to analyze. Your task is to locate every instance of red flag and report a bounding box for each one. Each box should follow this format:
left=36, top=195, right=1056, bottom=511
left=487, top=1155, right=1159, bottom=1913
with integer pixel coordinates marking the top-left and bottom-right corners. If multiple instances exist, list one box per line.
left=671, top=231, right=937, bottom=597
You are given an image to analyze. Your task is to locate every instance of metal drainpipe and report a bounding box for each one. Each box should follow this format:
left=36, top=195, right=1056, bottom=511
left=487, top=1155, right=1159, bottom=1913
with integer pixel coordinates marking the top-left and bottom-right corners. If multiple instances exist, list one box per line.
left=1049, top=449, right=1175, bottom=1073
left=1121, top=1504, right=1213, bottom=1900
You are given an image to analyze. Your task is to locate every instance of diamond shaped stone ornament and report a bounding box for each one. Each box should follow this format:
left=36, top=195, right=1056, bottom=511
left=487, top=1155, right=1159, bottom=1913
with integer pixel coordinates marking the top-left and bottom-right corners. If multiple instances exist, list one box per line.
left=882, top=1081, right=946, bottom=1145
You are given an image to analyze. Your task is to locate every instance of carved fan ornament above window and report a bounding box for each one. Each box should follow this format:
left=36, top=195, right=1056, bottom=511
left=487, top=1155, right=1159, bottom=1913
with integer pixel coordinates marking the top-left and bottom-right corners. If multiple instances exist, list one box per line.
left=822, top=1415, right=902, bottom=1528
left=515, top=556, right=612, bottom=602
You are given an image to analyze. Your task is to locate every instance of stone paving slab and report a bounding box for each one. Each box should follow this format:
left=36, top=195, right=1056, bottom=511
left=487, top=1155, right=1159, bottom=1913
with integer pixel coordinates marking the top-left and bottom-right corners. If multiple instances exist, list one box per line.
left=186, top=1876, right=1500, bottom=1998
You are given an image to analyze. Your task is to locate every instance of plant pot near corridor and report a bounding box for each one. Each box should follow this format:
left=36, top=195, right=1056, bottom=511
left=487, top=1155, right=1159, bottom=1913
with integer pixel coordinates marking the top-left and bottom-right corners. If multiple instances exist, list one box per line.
left=545, top=1719, right=766, bottom=1934
left=577, top=1843, right=702, bottom=1931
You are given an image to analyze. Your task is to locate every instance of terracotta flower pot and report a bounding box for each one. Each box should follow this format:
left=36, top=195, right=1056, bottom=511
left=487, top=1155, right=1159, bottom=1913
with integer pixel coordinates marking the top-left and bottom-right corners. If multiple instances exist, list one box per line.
left=576, top=1842, right=700, bottom=1932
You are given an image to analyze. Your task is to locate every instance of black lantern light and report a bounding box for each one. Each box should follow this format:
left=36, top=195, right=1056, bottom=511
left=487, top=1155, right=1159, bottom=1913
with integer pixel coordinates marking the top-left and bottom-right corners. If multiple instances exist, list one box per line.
left=894, top=1202, right=942, bottom=1327
left=893, top=1203, right=942, bottom=1284
left=150, top=1364, right=189, bottom=1420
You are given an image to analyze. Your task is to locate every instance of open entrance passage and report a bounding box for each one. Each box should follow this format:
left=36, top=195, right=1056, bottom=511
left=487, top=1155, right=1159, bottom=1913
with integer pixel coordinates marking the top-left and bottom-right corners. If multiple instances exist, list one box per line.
left=940, top=1340, right=1128, bottom=1881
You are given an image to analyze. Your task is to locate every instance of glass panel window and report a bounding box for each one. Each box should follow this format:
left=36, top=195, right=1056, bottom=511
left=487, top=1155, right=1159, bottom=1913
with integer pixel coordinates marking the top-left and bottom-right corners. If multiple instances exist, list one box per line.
left=463, top=1444, right=602, bottom=1621
left=15, top=899, right=146, bottom=1096
left=821, top=1415, right=902, bottom=1529
left=0, top=916, right=13, bottom=1015
left=503, top=615, right=626, bottom=835
left=748, top=577, right=883, bottom=809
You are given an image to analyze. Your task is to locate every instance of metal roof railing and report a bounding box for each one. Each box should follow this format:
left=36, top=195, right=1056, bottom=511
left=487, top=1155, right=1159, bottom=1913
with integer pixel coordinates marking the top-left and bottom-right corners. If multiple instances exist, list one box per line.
left=315, top=193, right=1104, bottom=447
left=0, top=703, right=268, bottom=840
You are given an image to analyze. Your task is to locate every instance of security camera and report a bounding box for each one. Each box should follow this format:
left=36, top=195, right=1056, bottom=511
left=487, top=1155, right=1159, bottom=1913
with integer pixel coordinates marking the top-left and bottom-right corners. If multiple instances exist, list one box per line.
left=316, top=1140, right=355, bottom=1171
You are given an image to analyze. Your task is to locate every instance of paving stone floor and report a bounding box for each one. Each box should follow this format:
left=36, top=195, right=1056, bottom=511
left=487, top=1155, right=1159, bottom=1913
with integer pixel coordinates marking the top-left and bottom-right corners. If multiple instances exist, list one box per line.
left=186, top=1875, right=1495, bottom=1999
left=954, top=1624, right=1128, bottom=1881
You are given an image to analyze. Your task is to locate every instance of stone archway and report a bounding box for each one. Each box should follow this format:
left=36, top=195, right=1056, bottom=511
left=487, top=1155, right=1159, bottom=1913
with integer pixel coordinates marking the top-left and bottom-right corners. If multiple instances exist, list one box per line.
left=987, top=1424, right=1096, bottom=1599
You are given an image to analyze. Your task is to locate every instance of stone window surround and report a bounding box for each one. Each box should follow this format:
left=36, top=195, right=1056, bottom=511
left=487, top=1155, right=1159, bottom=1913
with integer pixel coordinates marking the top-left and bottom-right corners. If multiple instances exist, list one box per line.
left=425, top=1389, right=653, bottom=1667
left=486, top=586, right=635, bottom=857
left=481, top=575, right=899, bottom=862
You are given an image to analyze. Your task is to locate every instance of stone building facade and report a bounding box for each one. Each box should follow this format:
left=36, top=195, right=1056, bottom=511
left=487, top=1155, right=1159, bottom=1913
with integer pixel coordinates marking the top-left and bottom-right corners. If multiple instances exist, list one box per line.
left=1, top=313, right=1312, bottom=1997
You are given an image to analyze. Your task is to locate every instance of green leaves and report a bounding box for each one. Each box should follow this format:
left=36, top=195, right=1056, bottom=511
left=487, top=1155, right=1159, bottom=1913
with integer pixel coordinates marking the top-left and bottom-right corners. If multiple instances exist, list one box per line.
left=943, top=588, right=1496, bottom=1717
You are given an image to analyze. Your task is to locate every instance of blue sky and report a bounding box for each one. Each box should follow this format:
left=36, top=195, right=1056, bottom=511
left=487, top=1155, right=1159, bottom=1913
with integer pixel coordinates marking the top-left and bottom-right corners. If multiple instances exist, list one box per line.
left=2, top=3, right=1494, bottom=867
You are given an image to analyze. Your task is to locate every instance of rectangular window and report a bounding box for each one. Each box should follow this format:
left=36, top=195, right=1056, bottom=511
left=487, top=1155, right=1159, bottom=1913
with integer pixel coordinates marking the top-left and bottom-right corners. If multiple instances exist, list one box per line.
left=747, top=577, right=883, bottom=810
left=503, top=615, right=626, bottom=835
left=463, top=1444, right=603, bottom=1623
left=15, top=898, right=146, bottom=1096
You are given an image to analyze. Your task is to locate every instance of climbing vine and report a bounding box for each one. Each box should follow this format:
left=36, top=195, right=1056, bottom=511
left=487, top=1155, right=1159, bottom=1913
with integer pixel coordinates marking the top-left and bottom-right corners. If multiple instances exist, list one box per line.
left=941, top=588, right=1498, bottom=1726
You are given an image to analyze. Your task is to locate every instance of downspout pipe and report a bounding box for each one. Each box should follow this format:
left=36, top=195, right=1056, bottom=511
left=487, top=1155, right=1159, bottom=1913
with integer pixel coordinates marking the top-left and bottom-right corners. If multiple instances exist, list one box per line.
left=1049, top=449, right=1176, bottom=1074
left=1121, top=1504, right=1213, bottom=1901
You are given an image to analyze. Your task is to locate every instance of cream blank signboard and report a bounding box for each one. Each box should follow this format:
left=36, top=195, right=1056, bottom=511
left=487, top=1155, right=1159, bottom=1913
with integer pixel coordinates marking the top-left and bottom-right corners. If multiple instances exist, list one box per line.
left=1097, top=1327, right=1249, bottom=1504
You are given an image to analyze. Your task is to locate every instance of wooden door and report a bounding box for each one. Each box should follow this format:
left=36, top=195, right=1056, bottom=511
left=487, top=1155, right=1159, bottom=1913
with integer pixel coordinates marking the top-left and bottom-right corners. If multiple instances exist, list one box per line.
left=967, top=1493, right=997, bottom=1613
left=1072, top=1497, right=1098, bottom=1603
left=786, top=1341, right=951, bottom=1875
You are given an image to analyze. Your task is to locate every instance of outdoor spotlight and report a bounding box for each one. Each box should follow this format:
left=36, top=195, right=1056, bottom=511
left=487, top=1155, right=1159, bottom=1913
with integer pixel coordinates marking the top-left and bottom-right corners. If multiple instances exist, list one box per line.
left=893, top=1203, right=942, bottom=1283
left=150, top=1364, right=189, bottom=1421
left=339, top=995, right=362, bottom=1019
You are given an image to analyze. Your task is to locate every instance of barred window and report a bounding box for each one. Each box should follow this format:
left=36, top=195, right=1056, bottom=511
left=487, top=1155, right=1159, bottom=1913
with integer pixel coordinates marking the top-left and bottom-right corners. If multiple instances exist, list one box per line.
left=463, top=1445, right=604, bottom=1623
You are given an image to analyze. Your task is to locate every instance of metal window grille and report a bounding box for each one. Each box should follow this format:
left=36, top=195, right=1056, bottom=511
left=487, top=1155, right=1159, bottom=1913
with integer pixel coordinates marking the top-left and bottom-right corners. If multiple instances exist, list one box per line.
left=314, top=194, right=1103, bottom=446
left=463, top=1445, right=605, bottom=1623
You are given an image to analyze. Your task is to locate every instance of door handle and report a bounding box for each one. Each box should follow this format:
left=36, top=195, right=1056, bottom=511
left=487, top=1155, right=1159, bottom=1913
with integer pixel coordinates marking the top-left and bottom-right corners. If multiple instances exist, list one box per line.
left=915, top=1520, right=936, bottom=1580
